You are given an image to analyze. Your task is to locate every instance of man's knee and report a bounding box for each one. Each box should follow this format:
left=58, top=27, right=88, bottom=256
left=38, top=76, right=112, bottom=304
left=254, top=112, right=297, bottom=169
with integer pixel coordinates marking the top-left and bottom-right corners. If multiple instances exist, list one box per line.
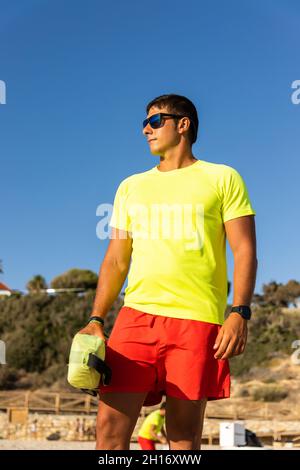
left=97, top=409, right=123, bottom=437
left=166, top=419, right=199, bottom=440
left=165, top=398, right=207, bottom=439
left=95, top=392, right=146, bottom=449
left=96, top=412, right=129, bottom=449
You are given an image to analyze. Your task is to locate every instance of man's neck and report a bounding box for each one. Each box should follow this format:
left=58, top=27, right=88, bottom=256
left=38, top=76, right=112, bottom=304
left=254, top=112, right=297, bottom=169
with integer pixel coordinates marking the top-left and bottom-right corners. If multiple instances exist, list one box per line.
left=157, top=149, right=197, bottom=172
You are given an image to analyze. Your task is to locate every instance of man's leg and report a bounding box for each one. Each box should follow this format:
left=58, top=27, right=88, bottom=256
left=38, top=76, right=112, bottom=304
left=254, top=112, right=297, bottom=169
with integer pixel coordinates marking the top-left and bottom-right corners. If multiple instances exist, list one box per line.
left=165, top=396, right=207, bottom=450
left=96, top=391, right=148, bottom=450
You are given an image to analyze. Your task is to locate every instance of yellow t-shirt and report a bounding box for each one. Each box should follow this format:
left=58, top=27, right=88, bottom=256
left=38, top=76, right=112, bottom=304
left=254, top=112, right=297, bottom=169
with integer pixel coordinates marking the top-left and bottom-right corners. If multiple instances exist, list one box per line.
left=138, top=410, right=165, bottom=440
left=109, top=159, right=256, bottom=325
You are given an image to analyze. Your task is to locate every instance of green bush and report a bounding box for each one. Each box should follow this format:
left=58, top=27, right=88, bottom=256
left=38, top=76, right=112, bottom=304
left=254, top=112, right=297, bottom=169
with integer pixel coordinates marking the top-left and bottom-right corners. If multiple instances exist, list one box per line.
left=1, top=286, right=300, bottom=390
left=230, top=306, right=300, bottom=377
left=51, top=269, right=98, bottom=290
left=0, top=290, right=123, bottom=390
left=252, top=385, right=288, bottom=402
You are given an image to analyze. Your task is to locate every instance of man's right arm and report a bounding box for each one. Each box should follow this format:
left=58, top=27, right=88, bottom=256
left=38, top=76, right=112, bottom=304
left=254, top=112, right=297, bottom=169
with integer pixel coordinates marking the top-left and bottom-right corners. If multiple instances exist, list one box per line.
left=78, top=227, right=132, bottom=340
left=149, top=425, right=167, bottom=444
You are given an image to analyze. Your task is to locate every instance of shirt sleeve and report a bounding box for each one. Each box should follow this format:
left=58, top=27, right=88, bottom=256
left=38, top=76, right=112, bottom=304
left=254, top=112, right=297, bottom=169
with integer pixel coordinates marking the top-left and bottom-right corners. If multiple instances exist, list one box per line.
left=109, top=179, right=131, bottom=231
left=219, top=166, right=256, bottom=223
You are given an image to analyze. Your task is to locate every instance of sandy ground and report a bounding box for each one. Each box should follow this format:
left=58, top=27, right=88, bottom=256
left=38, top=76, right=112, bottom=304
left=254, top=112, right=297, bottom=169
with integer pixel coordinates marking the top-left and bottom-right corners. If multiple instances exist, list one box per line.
left=0, top=440, right=279, bottom=450
left=0, top=440, right=187, bottom=450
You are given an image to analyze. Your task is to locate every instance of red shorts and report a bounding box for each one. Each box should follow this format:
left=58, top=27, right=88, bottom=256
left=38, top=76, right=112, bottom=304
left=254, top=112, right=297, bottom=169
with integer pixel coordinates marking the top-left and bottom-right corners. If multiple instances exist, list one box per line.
left=99, top=306, right=230, bottom=406
left=138, top=436, right=156, bottom=450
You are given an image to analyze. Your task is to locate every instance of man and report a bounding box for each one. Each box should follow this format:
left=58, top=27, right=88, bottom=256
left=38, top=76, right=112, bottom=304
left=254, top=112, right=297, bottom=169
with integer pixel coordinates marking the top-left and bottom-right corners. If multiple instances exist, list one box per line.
left=78, top=94, right=257, bottom=450
left=138, top=402, right=167, bottom=450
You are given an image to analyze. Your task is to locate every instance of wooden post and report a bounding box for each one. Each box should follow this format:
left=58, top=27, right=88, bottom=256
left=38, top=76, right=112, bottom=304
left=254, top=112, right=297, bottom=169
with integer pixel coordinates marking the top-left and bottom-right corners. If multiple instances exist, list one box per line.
left=55, top=393, right=60, bottom=414
left=232, top=404, right=238, bottom=420
left=264, top=403, right=269, bottom=419
left=272, top=418, right=278, bottom=443
left=85, top=395, right=91, bottom=414
left=24, top=391, right=30, bottom=410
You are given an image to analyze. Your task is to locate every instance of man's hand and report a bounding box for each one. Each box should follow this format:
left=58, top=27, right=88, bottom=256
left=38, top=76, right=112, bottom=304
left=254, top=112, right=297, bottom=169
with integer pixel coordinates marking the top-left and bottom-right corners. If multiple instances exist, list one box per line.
left=213, top=313, right=248, bottom=360
left=159, top=436, right=167, bottom=444
left=78, top=321, right=107, bottom=343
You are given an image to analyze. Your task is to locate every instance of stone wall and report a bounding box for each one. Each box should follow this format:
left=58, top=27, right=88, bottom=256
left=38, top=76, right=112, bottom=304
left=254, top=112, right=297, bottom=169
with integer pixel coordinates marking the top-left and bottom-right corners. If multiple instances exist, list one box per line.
left=0, top=412, right=97, bottom=441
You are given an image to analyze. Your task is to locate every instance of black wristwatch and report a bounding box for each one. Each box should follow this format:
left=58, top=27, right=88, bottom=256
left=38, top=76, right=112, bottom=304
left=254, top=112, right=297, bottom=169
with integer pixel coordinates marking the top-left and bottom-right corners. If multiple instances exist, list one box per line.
left=230, top=305, right=252, bottom=320
left=88, top=316, right=105, bottom=327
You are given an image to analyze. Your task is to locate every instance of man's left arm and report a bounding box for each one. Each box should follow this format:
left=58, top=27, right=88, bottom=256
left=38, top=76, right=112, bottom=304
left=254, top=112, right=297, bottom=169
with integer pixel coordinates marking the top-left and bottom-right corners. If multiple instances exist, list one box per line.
left=213, top=215, right=258, bottom=360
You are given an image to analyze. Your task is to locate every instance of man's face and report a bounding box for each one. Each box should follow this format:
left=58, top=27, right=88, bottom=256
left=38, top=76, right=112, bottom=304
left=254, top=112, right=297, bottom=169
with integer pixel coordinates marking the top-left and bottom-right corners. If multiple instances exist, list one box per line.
left=143, top=106, right=181, bottom=155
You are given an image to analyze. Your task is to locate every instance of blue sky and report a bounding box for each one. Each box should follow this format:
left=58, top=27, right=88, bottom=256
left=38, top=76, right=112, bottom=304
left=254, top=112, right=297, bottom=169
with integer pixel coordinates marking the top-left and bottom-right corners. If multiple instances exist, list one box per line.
left=0, top=0, right=299, bottom=302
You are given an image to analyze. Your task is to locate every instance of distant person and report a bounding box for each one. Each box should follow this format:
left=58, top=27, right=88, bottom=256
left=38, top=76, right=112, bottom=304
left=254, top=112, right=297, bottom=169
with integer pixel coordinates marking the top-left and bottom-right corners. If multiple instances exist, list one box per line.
left=86, top=423, right=96, bottom=440
left=81, top=418, right=87, bottom=435
left=29, top=419, right=38, bottom=439
left=76, top=418, right=86, bottom=439
left=138, top=402, right=167, bottom=450
left=75, top=418, right=80, bottom=439
left=77, top=94, right=257, bottom=450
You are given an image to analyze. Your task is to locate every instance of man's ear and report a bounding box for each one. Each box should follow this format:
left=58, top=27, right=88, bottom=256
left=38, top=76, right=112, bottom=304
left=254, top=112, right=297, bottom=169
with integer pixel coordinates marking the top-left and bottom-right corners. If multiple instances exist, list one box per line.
left=184, top=117, right=191, bottom=132
left=178, top=117, right=190, bottom=134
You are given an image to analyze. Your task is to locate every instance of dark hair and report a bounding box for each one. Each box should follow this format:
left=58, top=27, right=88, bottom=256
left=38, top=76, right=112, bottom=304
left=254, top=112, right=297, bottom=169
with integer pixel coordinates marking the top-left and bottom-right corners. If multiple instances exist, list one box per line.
left=146, top=94, right=199, bottom=145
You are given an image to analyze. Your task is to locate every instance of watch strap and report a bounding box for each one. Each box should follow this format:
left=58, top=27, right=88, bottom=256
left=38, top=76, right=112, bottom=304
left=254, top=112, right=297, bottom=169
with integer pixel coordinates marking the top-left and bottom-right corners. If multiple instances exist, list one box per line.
left=230, top=305, right=252, bottom=320
left=88, top=316, right=105, bottom=327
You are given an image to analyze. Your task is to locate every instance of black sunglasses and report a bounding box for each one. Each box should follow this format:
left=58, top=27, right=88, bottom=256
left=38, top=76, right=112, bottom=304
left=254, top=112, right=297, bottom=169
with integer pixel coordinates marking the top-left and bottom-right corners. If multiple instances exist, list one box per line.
left=143, top=113, right=185, bottom=129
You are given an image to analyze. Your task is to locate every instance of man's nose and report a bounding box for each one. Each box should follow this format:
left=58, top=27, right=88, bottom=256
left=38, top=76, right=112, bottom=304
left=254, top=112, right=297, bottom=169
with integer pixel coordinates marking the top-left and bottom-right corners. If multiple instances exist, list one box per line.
left=143, top=123, right=152, bottom=136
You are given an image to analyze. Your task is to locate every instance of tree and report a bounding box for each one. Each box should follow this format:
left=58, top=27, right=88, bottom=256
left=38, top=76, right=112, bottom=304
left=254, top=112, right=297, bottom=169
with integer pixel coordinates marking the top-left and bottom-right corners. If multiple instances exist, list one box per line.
left=0, top=290, right=123, bottom=389
left=26, top=275, right=48, bottom=293
left=283, top=279, right=300, bottom=307
left=50, top=268, right=98, bottom=290
left=253, top=280, right=300, bottom=308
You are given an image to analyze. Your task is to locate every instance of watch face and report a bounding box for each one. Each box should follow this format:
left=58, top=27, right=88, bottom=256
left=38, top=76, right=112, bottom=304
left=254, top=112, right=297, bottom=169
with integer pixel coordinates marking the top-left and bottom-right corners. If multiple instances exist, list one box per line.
left=232, top=306, right=251, bottom=319
left=241, top=307, right=251, bottom=319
